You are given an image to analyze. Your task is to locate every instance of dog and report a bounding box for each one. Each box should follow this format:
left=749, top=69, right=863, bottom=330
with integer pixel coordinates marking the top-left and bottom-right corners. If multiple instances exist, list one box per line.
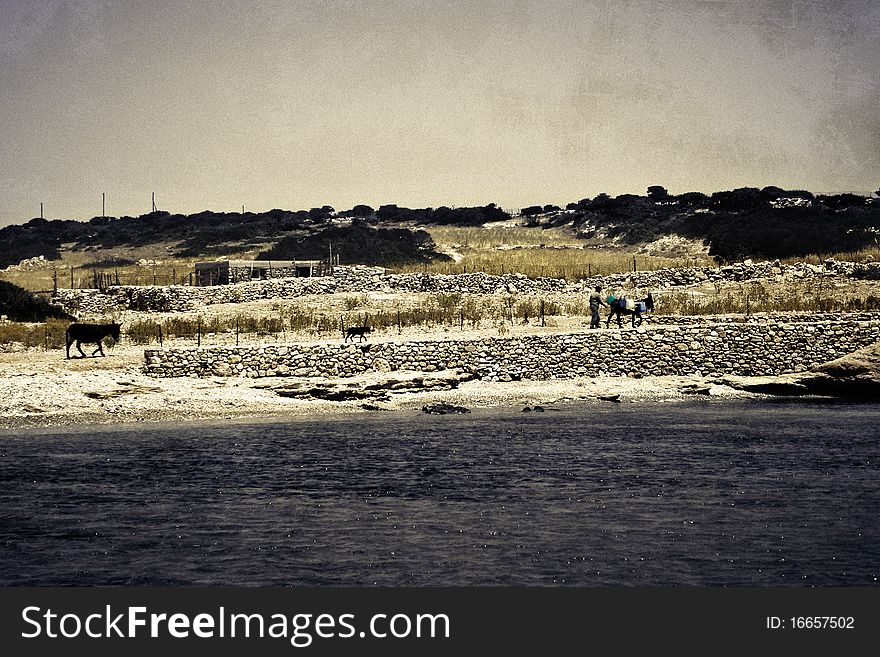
left=344, top=326, right=372, bottom=342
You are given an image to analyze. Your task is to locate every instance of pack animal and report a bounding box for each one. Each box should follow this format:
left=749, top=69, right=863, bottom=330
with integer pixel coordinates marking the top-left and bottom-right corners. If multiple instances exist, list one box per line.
left=606, top=293, right=654, bottom=328
left=65, top=322, right=121, bottom=358
left=344, top=326, right=372, bottom=343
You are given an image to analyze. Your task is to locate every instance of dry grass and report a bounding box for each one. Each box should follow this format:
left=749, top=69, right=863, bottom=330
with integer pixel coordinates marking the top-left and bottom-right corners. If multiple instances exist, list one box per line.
left=782, top=246, right=880, bottom=266
left=394, top=249, right=702, bottom=278
left=0, top=318, right=70, bottom=352
left=0, top=242, right=255, bottom=292
left=427, top=225, right=584, bottom=249
left=654, top=279, right=880, bottom=315
left=392, top=225, right=712, bottom=278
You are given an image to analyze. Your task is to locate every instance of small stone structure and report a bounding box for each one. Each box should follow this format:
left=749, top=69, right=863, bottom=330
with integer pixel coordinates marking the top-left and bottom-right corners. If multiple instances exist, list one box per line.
left=194, top=259, right=326, bottom=285
left=143, top=319, right=880, bottom=380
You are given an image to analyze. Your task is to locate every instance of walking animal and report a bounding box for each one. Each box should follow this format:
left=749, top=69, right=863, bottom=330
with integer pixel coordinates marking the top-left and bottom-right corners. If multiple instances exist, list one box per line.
left=344, top=326, right=372, bottom=343
left=65, top=322, right=121, bottom=358
left=606, top=293, right=654, bottom=328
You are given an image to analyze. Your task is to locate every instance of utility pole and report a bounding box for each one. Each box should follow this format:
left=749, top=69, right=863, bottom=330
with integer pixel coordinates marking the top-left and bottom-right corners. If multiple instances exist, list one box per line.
left=40, top=202, right=43, bottom=219
left=102, top=192, right=105, bottom=218
left=152, top=192, right=157, bottom=213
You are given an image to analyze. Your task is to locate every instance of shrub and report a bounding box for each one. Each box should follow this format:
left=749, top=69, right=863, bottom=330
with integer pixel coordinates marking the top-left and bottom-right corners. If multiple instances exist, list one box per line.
left=0, top=280, right=73, bottom=322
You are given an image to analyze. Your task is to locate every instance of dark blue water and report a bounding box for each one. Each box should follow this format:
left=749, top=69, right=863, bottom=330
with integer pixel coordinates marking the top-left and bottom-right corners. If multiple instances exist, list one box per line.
left=1, top=400, right=878, bottom=586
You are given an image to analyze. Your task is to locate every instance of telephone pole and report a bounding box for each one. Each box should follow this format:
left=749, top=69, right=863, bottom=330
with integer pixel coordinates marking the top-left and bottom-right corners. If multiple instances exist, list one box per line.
left=152, top=192, right=157, bottom=213
left=40, top=202, right=43, bottom=219
left=102, top=192, right=105, bottom=218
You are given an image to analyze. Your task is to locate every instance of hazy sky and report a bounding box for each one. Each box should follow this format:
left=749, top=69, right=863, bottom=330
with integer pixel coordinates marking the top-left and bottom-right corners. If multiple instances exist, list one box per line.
left=0, top=0, right=878, bottom=226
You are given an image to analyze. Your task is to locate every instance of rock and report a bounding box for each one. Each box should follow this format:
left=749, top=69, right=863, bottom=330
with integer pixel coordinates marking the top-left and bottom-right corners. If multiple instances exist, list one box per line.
left=422, top=403, right=471, bottom=415
left=84, top=384, right=162, bottom=399
left=680, top=384, right=712, bottom=395
left=721, top=342, right=880, bottom=398
left=598, top=394, right=621, bottom=403
left=798, top=341, right=880, bottom=398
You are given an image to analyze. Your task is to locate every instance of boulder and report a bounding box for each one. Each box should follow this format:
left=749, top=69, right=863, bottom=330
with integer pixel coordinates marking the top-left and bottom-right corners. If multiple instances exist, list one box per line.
left=722, top=342, right=880, bottom=398
left=799, top=342, right=880, bottom=398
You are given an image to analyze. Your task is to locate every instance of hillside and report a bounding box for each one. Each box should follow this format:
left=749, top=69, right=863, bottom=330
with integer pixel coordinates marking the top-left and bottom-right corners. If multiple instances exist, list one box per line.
left=0, top=188, right=877, bottom=270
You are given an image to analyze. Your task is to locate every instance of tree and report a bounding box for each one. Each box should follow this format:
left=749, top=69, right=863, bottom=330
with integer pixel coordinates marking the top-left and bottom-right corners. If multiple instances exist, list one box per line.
left=676, top=191, right=709, bottom=206
left=349, top=204, right=374, bottom=217
left=647, top=185, right=669, bottom=201
left=711, top=187, right=764, bottom=210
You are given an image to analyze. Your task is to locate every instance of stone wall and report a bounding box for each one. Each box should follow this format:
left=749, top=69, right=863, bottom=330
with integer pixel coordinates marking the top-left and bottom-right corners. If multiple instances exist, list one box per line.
left=648, top=311, right=880, bottom=325
left=52, top=259, right=880, bottom=317
left=143, top=319, right=880, bottom=380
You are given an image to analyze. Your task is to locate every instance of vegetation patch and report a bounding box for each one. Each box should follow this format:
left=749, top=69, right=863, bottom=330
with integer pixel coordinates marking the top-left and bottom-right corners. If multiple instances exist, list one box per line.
left=258, top=222, right=451, bottom=266
left=0, top=281, right=73, bottom=322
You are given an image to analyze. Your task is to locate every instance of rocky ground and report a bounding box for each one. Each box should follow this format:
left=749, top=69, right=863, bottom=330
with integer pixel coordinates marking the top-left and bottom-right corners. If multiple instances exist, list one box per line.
left=0, top=341, right=762, bottom=430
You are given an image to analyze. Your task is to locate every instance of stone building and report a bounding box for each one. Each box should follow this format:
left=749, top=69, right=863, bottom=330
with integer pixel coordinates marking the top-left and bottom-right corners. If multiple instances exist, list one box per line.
left=194, top=259, right=327, bottom=285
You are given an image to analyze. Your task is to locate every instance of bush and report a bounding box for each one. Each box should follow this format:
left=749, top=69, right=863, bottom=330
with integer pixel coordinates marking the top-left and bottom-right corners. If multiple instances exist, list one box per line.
left=258, top=222, right=450, bottom=266
left=0, top=280, right=73, bottom=322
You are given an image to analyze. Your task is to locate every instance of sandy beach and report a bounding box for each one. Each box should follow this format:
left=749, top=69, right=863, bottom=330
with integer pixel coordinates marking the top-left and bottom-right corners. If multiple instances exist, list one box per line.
left=0, top=340, right=759, bottom=430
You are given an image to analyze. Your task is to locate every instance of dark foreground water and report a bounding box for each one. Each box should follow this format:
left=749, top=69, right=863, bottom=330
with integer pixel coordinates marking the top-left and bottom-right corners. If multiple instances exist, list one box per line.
left=1, top=400, right=878, bottom=586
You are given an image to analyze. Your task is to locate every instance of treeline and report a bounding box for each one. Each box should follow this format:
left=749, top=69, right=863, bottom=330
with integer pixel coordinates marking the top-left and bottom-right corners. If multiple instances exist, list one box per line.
left=0, top=203, right=504, bottom=269
left=534, top=186, right=879, bottom=261
left=0, top=188, right=877, bottom=268
left=0, top=207, right=335, bottom=268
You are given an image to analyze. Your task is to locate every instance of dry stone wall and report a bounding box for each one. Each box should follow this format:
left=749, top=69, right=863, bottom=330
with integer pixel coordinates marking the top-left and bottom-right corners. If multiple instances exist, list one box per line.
left=143, top=319, right=880, bottom=380
left=52, top=259, right=880, bottom=317
left=648, top=311, right=880, bottom=325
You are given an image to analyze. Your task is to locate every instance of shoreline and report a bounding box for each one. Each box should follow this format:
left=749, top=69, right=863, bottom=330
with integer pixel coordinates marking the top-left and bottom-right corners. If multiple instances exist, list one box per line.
left=0, top=359, right=763, bottom=431
left=3, top=337, right=871, bottom=432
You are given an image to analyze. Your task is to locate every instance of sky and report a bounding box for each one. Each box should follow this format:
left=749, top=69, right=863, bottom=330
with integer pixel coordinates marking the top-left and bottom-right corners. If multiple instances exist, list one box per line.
left=0, top=0, right=878, bottom=226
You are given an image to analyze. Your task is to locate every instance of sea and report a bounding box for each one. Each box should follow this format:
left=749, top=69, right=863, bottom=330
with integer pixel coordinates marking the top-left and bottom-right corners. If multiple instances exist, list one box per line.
left=1, top=399, right=878, bottom=586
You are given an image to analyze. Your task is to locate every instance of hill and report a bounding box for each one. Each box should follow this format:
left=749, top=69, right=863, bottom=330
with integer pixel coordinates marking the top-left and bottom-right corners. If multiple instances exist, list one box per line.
left=0, top=189, right=877, bottom=269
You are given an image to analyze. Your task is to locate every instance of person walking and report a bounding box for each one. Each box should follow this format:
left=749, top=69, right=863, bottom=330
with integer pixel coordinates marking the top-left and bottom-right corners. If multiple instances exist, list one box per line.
left=589, top=285, right=607, bottom=328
